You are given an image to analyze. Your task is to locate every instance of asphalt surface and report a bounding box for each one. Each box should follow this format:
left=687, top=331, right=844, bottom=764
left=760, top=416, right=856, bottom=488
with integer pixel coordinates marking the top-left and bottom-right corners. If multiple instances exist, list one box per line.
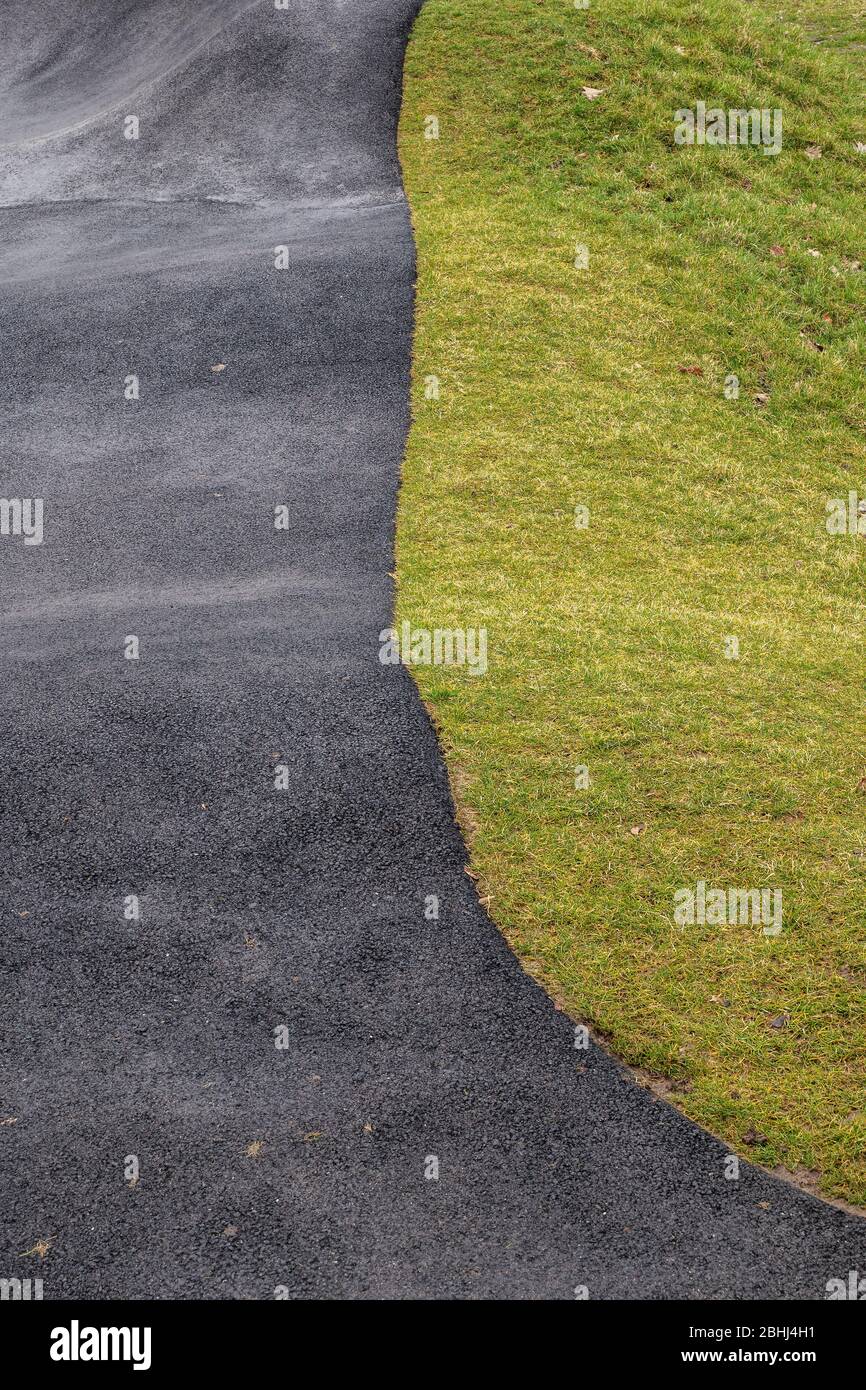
left=1, top=0, right=864, bottom=1301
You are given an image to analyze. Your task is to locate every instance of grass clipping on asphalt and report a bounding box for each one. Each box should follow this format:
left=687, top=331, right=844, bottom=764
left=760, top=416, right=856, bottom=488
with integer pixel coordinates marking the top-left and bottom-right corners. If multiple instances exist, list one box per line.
left=397, top=0, right=866, bottom=1205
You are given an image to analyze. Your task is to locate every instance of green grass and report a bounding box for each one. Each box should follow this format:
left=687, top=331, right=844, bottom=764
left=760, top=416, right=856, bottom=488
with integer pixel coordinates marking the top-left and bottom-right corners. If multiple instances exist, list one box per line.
left=396, top=0, right=866, bottom=1204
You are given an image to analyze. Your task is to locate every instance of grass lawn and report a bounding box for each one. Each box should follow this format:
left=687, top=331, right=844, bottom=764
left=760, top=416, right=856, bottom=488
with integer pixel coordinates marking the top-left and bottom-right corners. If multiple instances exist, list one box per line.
left=397, top=0, right=866, bottom=1204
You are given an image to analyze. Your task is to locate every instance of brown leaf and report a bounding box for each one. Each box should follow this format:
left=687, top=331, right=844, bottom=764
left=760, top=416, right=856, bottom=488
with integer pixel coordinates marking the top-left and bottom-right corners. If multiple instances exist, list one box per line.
left=20, top=1239, right=52, bottom=1259
left=804, top=145, right=822, bottom=159
left=677, top=364, right=703, bottom=376
left=770, top=244, right=786, bottom=257
left=742, top=1128, right=769, bottom=1146
left=581, top=86, right=605, bottom=100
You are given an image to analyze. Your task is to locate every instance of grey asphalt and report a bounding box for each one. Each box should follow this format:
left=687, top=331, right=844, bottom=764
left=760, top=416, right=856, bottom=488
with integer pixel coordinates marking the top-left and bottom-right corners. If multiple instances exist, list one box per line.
left=1, top=0, right=863, bottom=1301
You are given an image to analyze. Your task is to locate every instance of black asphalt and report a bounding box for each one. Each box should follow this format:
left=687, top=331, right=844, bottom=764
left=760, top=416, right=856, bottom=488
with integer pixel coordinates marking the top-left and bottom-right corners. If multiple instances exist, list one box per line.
left=1, top=0, right=864, bottom=1300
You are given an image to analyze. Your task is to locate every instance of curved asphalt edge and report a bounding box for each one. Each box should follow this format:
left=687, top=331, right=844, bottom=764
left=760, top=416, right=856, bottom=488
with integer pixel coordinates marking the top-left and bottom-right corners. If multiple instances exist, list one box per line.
left=0, top=0, right=863, bottom=1300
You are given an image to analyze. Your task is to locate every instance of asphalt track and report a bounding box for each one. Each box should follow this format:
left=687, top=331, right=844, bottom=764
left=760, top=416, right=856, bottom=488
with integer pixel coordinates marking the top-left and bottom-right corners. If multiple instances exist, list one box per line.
left=1, top=0, right=864, bottom=1301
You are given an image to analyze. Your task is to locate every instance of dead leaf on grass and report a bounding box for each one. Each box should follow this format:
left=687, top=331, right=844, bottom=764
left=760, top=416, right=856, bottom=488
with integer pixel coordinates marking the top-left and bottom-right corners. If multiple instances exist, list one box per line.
left=742, top=1129, right=769, bottom=1147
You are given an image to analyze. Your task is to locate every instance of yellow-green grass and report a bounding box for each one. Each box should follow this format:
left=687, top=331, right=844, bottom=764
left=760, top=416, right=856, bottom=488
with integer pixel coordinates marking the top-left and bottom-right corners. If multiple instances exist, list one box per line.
left=397, top=0, right=866, bottom=1203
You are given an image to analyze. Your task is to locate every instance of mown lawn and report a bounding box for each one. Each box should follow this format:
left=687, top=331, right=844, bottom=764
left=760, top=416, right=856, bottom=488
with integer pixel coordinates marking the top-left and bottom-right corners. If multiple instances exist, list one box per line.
left=397, top=0, right=866, bottom=1203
